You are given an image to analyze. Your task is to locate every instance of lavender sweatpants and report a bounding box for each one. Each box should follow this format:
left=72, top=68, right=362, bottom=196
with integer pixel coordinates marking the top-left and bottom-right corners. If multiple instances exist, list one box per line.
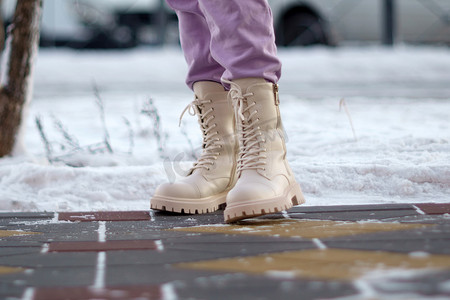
left=166, top=0, right=282, bottom=89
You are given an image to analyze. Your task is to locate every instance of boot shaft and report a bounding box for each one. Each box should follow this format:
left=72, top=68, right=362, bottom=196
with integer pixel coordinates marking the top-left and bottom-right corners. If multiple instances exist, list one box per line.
left=225, top=78, right=291, bottom=180
left=189, top=81, right=238, bottom=182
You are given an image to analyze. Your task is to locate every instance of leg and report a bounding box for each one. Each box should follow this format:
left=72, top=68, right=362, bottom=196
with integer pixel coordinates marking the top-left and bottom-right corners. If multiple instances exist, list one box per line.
left=166, top=0, right=225, bottom=89
left=195, top=0, right=303, bottom=222
left=152, top=1, right=237, bottom=215
left=197, top=0, right=282, bottom=83
left=223, top=78, right=305, bottom=223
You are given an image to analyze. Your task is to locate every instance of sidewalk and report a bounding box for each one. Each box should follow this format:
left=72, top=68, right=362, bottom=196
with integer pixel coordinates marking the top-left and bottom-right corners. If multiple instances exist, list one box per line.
left=1, top=203, right=450, bottom=300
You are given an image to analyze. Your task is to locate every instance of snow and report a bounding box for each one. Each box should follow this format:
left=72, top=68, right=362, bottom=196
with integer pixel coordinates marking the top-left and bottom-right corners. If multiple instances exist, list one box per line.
left=0, top=45, right=449, bottom=212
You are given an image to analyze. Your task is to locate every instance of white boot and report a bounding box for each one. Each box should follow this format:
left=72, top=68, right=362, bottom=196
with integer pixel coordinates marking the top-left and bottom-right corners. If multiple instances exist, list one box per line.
left=223, top=78, right=305, bottom=223
left=151, top=81, right=237, bottom=214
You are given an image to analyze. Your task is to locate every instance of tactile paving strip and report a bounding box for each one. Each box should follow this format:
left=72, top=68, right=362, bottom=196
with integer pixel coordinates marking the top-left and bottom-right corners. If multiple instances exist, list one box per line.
left=176, top=248, right=450, bottom=280
left=172, top=219, right=431, bottom=239
left=0, top=266, right=24, bottom=275
left=0, top=230, right=40, bottom=237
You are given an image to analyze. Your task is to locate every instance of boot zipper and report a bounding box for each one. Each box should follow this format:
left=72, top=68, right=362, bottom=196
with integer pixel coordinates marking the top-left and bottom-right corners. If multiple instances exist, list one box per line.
left=273, top=84, right=280, bottom=106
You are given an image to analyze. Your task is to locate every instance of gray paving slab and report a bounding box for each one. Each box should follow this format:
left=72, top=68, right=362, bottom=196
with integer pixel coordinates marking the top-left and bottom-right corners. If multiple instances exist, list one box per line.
left=148, top=219, right=225, bottom=229
left=104, top=264, right=218, bottom=286
left=253, top=213, right=286, bottom=220
left=1, top=266, right=96, bottom=288
left=1, top=222, right=99, bottom=243
left=0, top=247, right=42, bottom=257
left=104, top=221, right=200, bottom=240
left=288, top=204, right=415, bottom=213
left=0, top=252, right=97, bottom=268
left=0, top=212, right=54, bottom=219
left=0, top=216, right=54, bottom=227
left=106, top=229, right=198, bottom=240
left=161, top=233, right=315, bottom=254
left=105, top=249, right=237, bottom=266
left=173, top=274, right=359, bottom=300
left=162, top=233, right=309, bottom=245
left=103, top=264, right=359, bottom=300
left=0, top=282, right=24, bottom=300
left=4, top=220, right=99, bottom=233
left=165, top=240, right=316, bottom=256
left=0, top=241, right=43, bottom=247
left=288, top=209, right=419, bottom=221
left=152, top=211, right=225, bottom=226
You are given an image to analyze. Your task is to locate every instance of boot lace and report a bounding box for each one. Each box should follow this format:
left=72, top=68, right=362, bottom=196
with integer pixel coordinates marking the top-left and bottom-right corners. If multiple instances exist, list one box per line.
left=223, top=79, right=267, bottom=174
left=179, top=97, right=221, bottom=171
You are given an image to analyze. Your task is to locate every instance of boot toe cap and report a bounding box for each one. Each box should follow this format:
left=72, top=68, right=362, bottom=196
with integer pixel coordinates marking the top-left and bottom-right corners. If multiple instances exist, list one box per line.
left=227, top=181, right=276, bottom=204
left=154, top=182, right=201, bottom=199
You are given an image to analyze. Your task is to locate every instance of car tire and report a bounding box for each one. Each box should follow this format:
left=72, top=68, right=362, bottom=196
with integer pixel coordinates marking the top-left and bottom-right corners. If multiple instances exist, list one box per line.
left=278, top=11, right=329, bottom=46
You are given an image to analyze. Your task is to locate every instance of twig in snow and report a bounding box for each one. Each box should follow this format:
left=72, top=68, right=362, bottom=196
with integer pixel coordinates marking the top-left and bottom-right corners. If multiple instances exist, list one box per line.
left=35, top=115, right=54, bottom=162
left=122, top=116, right=134, bottom=155
left=86, top=142, right=111, bottom=154
left=35, top=113, right=115, bottom=166
left=141, top=98, right=168, bottom=160
left=51, top=114, right=80, bottom=150
left=339, top=98, right=357, bottom=142
left=93, top=83, right=113, bottom=153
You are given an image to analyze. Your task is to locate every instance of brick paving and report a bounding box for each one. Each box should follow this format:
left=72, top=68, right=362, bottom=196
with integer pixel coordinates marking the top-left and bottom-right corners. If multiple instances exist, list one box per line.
left=0, top=203, right=449, bottom=299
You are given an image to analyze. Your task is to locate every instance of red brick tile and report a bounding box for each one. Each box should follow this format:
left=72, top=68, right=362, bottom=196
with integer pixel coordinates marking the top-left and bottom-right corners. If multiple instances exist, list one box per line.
left=48, top=240, right=157, bottom=252
left=58, top=211, right=151, bottom=222
left=415, top=203, right=450, bottom=215
left=32, top=285, right=162, bottom=300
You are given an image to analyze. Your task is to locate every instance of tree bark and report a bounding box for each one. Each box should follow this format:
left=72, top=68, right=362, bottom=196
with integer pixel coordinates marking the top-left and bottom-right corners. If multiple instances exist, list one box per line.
left=0, top=0, right=42, bottom=157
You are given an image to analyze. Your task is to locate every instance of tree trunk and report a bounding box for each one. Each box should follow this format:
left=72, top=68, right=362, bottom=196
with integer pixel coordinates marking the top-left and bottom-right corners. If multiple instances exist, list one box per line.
left=0, top=0, right=42, bottom=157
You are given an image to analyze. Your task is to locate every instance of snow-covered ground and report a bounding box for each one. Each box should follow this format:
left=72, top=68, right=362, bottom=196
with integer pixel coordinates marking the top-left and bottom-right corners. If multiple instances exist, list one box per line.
left=0, top=45, right=449, bottom=212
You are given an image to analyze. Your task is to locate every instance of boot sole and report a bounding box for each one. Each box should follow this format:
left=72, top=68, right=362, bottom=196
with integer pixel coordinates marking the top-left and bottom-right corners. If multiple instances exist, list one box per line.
left=224, top=183, right=305, bottom=223
left=151, top=191, right=228, bottom=214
